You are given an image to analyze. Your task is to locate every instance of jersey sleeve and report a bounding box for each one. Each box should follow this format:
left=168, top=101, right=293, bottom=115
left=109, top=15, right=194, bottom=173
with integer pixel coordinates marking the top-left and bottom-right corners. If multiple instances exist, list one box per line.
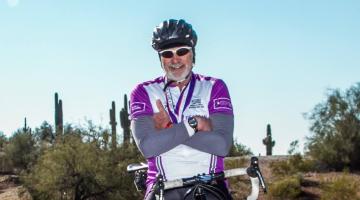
left=130, top=84, right=154, bottom=120
left=208, top=79, right=234, bottom=115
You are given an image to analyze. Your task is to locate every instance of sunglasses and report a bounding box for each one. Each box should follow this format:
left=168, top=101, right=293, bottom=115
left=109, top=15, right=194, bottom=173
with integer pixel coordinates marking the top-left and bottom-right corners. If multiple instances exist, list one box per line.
left=159, top=46, right=192, bottom=58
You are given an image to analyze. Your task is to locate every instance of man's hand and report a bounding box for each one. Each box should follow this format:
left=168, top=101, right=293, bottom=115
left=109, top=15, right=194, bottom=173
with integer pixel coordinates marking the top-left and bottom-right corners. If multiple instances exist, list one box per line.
left=194, top=116, right=212, bottom=132
left=153, top=99, right=172, bottom=130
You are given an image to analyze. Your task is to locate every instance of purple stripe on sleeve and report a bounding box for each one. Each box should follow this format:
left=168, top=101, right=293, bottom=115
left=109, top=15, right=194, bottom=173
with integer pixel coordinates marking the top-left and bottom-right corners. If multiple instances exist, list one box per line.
left=130, top=84, right=154, bottom=119
left=214, top=156, right=225, bottom=173
left=146, top=157, right=158, bottom=186
left=208, top=79, right=233, bottom=115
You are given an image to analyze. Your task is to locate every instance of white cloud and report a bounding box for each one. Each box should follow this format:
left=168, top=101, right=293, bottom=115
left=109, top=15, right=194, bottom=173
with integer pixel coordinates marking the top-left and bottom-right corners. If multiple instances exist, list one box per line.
left=6, top=0, right=19, bottom=7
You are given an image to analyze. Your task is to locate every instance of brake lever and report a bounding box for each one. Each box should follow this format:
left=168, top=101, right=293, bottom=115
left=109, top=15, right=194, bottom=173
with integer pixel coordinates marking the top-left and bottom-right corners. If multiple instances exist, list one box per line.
left=248, top=157, right=267, bottom=193
left=255, top=168, right=267, bottom=193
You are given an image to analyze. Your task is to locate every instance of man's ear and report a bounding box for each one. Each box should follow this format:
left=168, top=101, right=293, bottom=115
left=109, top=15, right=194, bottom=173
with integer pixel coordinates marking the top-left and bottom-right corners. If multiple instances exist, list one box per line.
left=158, top=54, right=165, bottom=69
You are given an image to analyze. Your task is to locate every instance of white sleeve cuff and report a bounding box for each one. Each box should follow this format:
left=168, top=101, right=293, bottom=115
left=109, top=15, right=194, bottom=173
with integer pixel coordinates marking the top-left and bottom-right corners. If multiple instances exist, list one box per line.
left=184, top=120, right=195, bottom=137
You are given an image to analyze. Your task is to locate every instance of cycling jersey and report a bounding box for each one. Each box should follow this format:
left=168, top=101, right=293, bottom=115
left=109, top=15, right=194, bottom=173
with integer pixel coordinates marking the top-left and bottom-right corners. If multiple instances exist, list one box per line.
left=130, top=73, right=234, bottom=198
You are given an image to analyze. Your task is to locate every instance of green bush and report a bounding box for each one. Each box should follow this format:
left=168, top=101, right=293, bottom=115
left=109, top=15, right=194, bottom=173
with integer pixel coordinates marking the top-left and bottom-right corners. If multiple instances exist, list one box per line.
left=5, top=129, right=37, bottom=172
left=268, top=153, right=316, bottom=200
left=269, top=154, right=315, bottom=177
left=289, top=154, right=316, bottom=173
left=22, top=133, right=144, bottom=200
left=320, top=174, right=360, bottom=200
left=268, top=175, right=302, bottom=199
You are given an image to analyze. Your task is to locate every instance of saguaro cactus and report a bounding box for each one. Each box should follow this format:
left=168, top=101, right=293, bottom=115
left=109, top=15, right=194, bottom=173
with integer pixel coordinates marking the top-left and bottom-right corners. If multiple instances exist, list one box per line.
left=23, top=117, right=31, bottom=133
left=120, top=94, right=131, bottom=145
left=109, top=101, right=117, bottom=150
left=54, top=93, right=63, bottom=138
left=262, top=124, right=275, bottom=156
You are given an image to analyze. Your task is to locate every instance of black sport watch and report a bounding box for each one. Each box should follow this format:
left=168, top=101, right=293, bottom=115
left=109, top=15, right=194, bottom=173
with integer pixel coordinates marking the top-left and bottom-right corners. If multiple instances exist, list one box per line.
left=188, top=116, right=198, bottom=133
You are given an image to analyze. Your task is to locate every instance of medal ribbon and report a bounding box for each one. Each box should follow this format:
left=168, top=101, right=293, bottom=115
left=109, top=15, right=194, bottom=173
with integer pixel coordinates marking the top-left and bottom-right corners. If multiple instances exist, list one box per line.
left=164, top=73, right=196, bottom=123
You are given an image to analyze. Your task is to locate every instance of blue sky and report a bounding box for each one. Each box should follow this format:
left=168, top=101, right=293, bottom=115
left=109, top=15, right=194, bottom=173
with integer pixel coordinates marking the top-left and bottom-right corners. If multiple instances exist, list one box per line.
left=1, top=0, right=359, bottom=155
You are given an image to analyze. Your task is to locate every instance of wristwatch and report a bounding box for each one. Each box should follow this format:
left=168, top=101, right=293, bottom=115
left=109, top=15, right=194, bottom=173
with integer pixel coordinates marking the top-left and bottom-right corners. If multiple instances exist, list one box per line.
left=187, top=116, right=198, bottom=133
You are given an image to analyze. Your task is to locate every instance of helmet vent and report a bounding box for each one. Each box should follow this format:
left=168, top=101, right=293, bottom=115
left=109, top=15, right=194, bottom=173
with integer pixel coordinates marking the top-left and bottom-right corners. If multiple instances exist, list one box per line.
left=152, top=19, right=197, bottom=51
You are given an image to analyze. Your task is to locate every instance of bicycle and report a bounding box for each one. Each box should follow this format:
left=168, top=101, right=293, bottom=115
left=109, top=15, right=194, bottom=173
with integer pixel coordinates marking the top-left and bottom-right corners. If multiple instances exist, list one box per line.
left=127, top=157, right=267, bottom=200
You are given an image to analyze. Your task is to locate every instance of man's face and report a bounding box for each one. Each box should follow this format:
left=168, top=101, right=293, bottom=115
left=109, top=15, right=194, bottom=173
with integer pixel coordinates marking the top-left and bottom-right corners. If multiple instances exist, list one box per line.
left=159, top=46, right=193, bottom=82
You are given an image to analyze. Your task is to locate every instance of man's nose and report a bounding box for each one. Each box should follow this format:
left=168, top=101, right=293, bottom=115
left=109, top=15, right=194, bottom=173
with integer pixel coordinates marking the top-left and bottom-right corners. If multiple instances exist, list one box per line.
left=170, top=55, right=181, bottom=63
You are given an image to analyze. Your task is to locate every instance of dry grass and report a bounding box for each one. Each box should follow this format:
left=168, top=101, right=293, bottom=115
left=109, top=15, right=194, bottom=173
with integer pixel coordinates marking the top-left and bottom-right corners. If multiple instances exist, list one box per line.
left=226, top=156, right=360, bottom=200
left=1, top=156, right=360, bottom=200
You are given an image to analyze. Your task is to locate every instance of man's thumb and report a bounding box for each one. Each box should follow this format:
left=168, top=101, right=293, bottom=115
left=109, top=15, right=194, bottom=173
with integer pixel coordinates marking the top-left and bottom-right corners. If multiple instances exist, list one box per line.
left=156, top=99, right=166, bottom=113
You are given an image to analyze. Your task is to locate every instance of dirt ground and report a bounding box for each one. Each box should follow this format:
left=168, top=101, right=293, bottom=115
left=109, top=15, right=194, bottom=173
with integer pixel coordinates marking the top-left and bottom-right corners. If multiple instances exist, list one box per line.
left=0, top=175, right=31, bottom=200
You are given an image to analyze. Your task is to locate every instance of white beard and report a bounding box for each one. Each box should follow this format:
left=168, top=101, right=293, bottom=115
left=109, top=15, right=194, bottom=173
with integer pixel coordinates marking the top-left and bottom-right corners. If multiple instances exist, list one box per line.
left=164, top=63, right=192, bottom=82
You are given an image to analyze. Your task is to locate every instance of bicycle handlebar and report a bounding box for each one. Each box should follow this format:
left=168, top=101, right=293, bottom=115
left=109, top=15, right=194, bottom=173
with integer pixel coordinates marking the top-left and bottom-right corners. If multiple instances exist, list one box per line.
left=161, top=166, right=263, bottom=200
left=127, top=156, right=267, bottom=200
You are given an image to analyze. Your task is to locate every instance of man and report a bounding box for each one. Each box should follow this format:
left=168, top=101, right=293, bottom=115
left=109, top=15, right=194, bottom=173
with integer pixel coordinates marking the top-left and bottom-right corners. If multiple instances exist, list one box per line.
left=130, top=19, right=234, bottom=200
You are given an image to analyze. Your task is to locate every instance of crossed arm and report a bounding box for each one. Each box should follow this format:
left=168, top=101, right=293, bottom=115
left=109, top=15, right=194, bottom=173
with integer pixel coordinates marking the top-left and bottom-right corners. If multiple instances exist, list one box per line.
left=131, top=100, right=234, bottom=158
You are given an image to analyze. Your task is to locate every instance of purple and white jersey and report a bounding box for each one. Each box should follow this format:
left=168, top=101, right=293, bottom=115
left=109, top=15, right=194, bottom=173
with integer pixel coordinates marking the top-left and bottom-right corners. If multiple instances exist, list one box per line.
left=130, top=73, right=233, bottom=185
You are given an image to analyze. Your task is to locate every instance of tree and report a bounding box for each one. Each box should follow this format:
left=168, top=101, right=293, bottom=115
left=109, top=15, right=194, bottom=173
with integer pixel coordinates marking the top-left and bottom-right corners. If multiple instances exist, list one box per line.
left=288, top=140, right=300, bottom=155
left=305, top=83, right=360, bottom=170
left=0, top=131, right=7, bottom=150
left=5, top=129, right=37, bottom=172
left=0, top=132, right=12, bottom=173
left=33, top=121, right=55, bottom=147
left=228, top=139, right=253, bottom=157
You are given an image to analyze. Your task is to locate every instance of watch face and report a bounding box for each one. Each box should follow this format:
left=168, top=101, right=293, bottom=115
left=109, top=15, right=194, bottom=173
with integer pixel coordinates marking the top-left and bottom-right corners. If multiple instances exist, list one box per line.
left=188, top=116, right=198, bottom=128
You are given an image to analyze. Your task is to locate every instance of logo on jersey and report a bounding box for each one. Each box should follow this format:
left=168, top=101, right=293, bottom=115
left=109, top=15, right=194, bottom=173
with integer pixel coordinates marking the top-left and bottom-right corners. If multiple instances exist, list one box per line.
left=131, top=102, right=146, bottom=114
left=189, top=98, right=204, bottom=109
left=213, top=98, right=232, bottom=110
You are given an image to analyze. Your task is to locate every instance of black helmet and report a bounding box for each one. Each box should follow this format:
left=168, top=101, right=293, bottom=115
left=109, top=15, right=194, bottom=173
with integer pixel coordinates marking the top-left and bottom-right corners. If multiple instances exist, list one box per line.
left=152, top=19, right=197, bottom=51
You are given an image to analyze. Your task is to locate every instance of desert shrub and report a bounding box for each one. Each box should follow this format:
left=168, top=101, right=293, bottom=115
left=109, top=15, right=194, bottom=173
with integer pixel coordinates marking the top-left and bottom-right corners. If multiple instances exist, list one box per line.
left=22, top=128, right=144, bottom=200
left=5, top=129, right=37, bottom=172
left=268, top=150, right=316, bottom=200
left=320, top=173, right=360, bottom=200
left=289, top=154, right=316, bottom=173
left=269, top=154, right=315, bottom=177
left=270, top=159, right=294, bottom=177
left=268, top=175, right=302, bottom=199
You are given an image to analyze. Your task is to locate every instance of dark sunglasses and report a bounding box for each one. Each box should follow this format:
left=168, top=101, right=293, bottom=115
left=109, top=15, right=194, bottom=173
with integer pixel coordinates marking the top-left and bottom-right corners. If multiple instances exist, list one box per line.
left=159, top=46, right=192, bottom=58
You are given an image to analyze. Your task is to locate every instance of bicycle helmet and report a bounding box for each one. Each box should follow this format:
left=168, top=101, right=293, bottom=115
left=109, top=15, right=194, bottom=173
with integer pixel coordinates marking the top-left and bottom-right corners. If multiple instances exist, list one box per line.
left=152, top=19, right=197, bottom=63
